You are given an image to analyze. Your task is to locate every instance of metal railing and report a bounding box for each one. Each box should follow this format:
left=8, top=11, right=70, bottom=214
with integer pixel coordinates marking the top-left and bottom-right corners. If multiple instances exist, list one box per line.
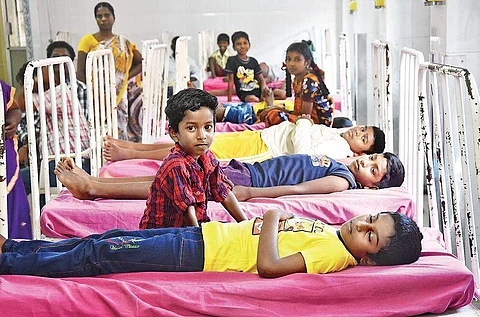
left=142, top=42, right=169, bottom=143
left=418, top=62, right=480, bottom=292
left=371, top=40, right=393, bottom=152
left=23, top=57, right=83, bottom=239
left=85, top=49, right=117, bottom=177
left=399, top=47, right=425, bottom=226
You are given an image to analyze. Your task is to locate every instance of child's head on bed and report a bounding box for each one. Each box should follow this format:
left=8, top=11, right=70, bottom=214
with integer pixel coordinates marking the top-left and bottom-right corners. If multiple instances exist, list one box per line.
left=341, top=125, right=385, bottom=155
left=340, top=211, right=423, bottom=266
left=348, top=152, right=404, bottom=189
left=166, top=88, right=218, bottom=158
left=284, top=41, right=327, bottom=98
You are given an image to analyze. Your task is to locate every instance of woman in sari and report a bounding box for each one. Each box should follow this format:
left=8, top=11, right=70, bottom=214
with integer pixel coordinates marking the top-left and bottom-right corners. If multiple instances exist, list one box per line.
left=1, top=80, right=32, bottom=239
left=77, top=2, right=143, bottom=141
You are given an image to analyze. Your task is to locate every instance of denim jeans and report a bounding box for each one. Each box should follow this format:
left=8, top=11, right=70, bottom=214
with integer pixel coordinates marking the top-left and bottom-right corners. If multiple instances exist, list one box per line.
left=0, top=227, right=204, bottom=277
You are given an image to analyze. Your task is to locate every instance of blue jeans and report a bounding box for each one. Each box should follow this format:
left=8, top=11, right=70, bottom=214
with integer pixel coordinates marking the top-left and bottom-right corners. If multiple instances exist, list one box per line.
left=0, top=227, right=204, bottom=277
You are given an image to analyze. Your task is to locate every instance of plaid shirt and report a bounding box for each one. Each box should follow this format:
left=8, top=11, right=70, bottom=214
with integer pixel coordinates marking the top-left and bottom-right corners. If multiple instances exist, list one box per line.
left=17, top=80, right=88, bottom=146
left=139, top=144, right=233, bottom=229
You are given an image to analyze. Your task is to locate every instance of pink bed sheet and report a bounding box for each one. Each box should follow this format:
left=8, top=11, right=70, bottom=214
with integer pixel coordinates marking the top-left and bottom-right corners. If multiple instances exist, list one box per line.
left=215, top=121, right=266, bottom=132
left=40, top=187, right=415, bottom=238
left=204, top=76, right=284, bottom=91
left=1, top=227, right=474, bottom=316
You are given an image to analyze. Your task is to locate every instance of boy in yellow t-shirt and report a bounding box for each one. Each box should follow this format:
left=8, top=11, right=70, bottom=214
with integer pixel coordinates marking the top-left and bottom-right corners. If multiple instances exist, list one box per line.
left=0, top=210, right=422, bottom=278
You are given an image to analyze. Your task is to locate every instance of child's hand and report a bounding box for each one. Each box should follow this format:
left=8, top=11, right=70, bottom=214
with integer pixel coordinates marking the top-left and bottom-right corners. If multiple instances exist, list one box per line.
left=264, top=209, right=295, bottom=221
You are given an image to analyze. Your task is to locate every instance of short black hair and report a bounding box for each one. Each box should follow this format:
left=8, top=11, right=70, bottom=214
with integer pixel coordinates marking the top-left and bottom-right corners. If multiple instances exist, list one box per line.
left=16, top=61, right=31, bottom=86
left=46, top=41, right=76, bottom=60
left=374, top=152, right=405, bottom=188
left=366, top=126, right=385, bottom=154
left=217, top=33, right=229, bottom=43
left=368, top=212, right=423, bottom=265
left=94, top=2, right=115, bottom=18
left=231, top=31, right=249, bottom=45
left=165, top=88, right=218, bottom=132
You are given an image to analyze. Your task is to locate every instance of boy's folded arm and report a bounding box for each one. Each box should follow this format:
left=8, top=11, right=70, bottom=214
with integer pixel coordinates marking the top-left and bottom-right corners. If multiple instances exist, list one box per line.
left=221, top=191, right=248, bottom=222
left=257, top=210, right=307, bottom=278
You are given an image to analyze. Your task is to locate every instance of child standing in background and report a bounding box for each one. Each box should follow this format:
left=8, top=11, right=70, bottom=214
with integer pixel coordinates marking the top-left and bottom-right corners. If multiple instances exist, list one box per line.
left=262, top=41, right=333, bottom=128
left=139, top=88, right=247, bottom=229
left=225, top=31, right=267, bottom=102
left=208, top=33, right=235, bottom=78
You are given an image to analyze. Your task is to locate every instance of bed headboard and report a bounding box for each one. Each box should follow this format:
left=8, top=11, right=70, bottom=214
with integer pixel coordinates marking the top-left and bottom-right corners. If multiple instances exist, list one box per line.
left=23, top=57, right=85, bottom=239
left=371, top=40, right=393, bottom=153
left=141, top=41, right=169, bottom=143
left=85, top=49, right=118, bottom=177
left=339, top=34, right=353, bottom=122
left=417, top=61, right=480, bottom=292
left=399, top=48, right=426, bottom=225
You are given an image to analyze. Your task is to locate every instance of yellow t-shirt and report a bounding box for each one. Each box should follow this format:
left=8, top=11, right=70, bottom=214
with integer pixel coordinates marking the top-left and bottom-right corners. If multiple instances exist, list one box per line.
left=202, top=218, right=357, bottom=274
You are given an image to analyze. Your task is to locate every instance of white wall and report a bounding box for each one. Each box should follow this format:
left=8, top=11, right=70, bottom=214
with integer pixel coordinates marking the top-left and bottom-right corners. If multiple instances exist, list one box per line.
left=342, top=0, right=430, bottom=152
left=29, top=0, right=336, bottom=71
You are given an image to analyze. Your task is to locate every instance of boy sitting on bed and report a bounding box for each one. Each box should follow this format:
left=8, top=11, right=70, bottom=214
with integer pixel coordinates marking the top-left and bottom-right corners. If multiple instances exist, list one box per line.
left=102, top=119, right=385, bottom=163
left=92, top=88, right=247, bottom=229
left=0, top=209, right=423, bottom=278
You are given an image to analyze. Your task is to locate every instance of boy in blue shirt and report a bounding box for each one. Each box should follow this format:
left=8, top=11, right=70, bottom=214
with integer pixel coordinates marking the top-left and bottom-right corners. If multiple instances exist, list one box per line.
left=55, top=151, right=403, bottom=202
left=0, top=209, right=422, bottom=277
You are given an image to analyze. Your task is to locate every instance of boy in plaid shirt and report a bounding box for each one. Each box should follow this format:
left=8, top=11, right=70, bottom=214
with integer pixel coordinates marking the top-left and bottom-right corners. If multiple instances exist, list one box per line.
left=139, top=88, right=247, bottom=228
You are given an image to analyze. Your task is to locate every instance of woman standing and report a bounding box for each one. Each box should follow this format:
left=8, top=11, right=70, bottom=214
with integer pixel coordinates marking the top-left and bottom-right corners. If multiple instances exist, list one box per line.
left=77, top=2, right=143, bottom=141
left=1, top=80, right=32, bottom=239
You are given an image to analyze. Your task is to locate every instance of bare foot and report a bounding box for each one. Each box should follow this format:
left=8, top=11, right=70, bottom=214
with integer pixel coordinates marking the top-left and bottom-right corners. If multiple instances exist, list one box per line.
left=54, top=160, right=96, bottom=200
left=103, top=135, right=138, bottom=150
left=0, top=233, right=6, bottom=254
left=103, top=141, right=137, bottom=162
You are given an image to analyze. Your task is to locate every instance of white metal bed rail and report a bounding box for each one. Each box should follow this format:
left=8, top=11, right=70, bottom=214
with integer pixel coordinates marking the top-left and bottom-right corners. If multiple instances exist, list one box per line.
left=0, top=83, right=7, bottom=237
left=339, top=34, right=353, bottom=121
left=174, top=36, right=190, bottom=94
left=24, top=57, right=83, bottom=239
left=85, top=49, right=118, bottom=177
left=142, top=43, right=169, bottom=143
left=371, top=40, right=393, bottom=152
left=198, top=30, right=215, bottom=90
left=399, top=47, right=426, bottom=228
left=418, top=62, right=480, bottom=291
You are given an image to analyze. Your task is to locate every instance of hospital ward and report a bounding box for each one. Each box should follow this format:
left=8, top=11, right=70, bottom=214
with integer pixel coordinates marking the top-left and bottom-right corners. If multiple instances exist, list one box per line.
left=1, top=0, right=480, bottom=316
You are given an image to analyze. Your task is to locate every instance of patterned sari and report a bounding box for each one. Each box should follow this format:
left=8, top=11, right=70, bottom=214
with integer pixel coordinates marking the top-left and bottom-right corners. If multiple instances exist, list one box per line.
left=79, top=34, right=143, bottom=141
left=1, top=80, right=32, bottom=238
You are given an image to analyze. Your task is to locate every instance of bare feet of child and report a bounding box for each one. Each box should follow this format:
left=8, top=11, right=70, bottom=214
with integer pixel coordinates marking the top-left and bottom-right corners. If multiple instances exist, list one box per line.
left=61, top=158, right=91, bottom=181
left=103, top=141, right=136, bottom=162
left=103, top=135, right=139, bottom=150
left=54, top=160, right=96, bottom=200
left=0, top=233, right=6, bottom=254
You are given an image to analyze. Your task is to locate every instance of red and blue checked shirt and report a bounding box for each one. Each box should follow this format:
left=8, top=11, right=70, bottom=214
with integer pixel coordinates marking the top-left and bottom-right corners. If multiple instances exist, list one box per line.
left=139, top=144, right=233, bottom=229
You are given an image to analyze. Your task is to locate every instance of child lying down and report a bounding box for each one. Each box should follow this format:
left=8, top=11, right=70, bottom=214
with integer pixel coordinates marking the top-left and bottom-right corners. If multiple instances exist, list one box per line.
left=0, top=210, right=422, bottom=278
